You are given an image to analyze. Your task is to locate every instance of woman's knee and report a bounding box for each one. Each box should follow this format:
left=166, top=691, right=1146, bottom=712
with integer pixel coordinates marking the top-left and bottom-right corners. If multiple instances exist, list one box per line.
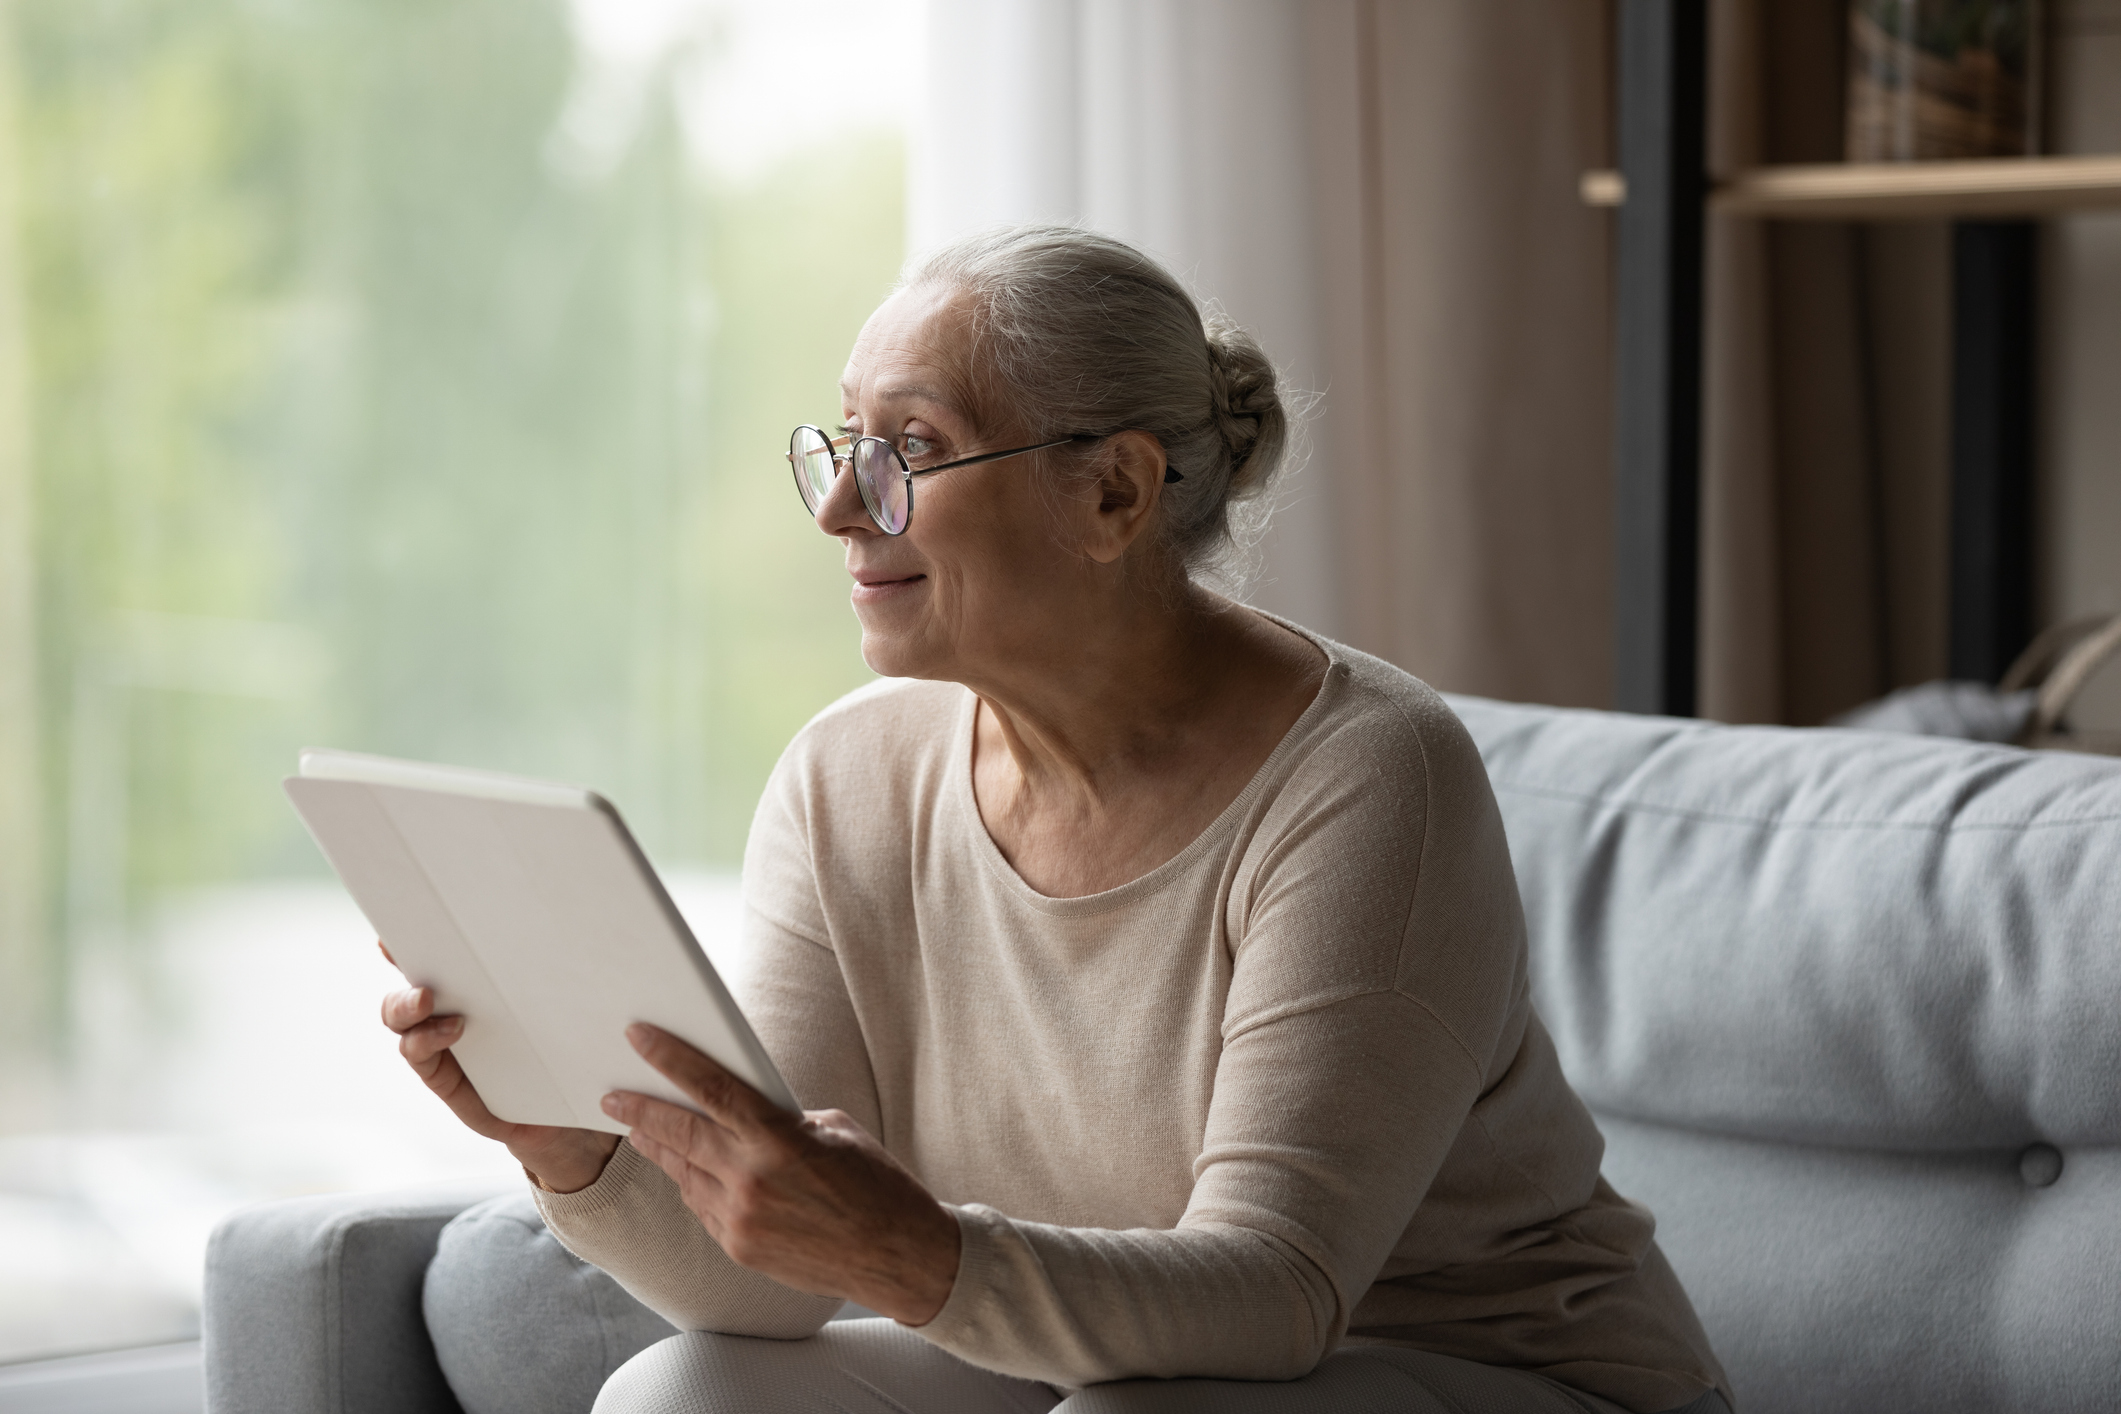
left=590, top=1320, right=1041, bottom=1414
left=1054, top=1346, right=1596, bottom=1414
left=592, top=1330, right=806, bottom=1414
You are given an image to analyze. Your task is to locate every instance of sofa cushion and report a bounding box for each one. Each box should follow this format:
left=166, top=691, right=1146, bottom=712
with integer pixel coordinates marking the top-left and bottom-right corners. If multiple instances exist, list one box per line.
left=205, top=1182, right=507, bottom=1414
left=1448, top=696, right=2121, bottom=1414
left=423, top=1190, right=675, bottom=1414
left=1597, top=1113, right=2121, bottom=1413
left=1447, top=695, right=2121, bottom=1149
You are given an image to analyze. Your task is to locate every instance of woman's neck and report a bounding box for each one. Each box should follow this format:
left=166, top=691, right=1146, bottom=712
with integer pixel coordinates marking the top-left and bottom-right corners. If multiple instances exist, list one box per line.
left=965, top=585, right=1327, bottom=896
left=971, top=585, right=1229, bottom=791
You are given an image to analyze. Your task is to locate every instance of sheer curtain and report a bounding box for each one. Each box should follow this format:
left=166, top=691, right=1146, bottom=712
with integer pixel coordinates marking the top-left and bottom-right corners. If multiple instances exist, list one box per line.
left=908, top=0, right=1619, bottom=703
left=910, top=0, right=1339, bottom=637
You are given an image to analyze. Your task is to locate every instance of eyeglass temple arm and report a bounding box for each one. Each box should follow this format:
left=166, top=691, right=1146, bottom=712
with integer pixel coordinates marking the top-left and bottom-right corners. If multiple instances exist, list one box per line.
left=907, top=436, right=1079, bottom=477
left=785, top=431, right=855, bottom=469
left=801, top=429, right=1185, bottom=483
left=910, top=433, right=1182, bottom=481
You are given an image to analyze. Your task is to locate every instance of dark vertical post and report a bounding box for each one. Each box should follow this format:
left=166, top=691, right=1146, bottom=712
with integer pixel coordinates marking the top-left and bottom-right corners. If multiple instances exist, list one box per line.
left=1612, top=0, right=1708, bottom=716
left=1948, top=220, right=2036, bottom=683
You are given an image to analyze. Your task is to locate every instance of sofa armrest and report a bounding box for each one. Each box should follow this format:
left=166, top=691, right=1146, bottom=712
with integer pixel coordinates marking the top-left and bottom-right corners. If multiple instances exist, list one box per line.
left=203, top=1182, right=511, bottom=1414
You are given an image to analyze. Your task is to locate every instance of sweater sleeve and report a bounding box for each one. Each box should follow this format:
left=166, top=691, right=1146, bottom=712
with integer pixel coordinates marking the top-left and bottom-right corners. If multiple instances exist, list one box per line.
left=533, top=744, right=884, bottom=1336
left=916, top=994, right=1484, bottom=1383
left=915, top=693, right=1527, bottom=1386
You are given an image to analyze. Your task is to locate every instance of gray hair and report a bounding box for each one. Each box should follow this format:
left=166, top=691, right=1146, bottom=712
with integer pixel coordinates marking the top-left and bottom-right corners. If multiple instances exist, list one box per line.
left=900, top=224, right=1289, bottom=582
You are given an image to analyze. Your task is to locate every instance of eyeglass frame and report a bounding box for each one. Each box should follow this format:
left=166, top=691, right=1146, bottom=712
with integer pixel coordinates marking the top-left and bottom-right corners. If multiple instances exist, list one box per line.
left=787, top=425, right=1181, bottom=537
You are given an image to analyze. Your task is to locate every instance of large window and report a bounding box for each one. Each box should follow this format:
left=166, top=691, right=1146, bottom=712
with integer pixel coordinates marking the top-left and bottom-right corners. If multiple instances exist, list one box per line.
left=0, top=0, right=912, bottom=1362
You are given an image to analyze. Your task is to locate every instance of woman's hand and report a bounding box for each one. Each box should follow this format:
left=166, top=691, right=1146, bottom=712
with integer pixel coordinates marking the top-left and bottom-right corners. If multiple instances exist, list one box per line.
left=607, top=1023, right=962, bottom=1326
left=378, top=942, right=619, bottom=1193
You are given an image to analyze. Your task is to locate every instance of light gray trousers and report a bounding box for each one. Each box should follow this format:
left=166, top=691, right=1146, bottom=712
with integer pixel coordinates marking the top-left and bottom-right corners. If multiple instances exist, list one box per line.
left=592, top=1318, right=1725, bottom=1414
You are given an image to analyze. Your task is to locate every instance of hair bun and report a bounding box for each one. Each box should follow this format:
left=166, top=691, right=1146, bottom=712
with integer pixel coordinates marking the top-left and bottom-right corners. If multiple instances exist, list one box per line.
left=1202, top=316, right=1285, bottom=498
left=906, top=224, right=1294, bottom=582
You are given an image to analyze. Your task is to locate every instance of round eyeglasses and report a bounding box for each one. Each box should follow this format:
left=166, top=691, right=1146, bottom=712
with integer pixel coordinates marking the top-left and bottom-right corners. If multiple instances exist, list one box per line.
left=788, top=425, right=1143, bottom=536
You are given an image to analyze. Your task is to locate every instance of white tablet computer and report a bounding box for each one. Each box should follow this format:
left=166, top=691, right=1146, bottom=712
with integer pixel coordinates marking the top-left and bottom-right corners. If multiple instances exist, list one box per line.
left=284, top=748, right=798, bottom=1135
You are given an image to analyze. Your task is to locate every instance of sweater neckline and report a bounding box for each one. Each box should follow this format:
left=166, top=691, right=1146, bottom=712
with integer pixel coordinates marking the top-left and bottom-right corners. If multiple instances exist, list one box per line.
left=950, top=614, right=1348, bottom=917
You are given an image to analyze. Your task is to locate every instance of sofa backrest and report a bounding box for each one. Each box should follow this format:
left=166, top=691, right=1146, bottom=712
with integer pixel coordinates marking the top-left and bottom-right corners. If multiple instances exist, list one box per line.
left=1447, top=696, right=2121, bottom=1414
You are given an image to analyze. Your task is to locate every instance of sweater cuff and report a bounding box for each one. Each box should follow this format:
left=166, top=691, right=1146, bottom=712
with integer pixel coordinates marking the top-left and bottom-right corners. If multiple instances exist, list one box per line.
left=912, top=1203, right=1001, bottom=1344
left=530, top=1135, right=655, bottom=1225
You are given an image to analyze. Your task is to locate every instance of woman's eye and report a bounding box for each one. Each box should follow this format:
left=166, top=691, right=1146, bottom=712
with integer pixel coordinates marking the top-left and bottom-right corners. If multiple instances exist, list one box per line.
left=903, top=435, right=936, bottom=459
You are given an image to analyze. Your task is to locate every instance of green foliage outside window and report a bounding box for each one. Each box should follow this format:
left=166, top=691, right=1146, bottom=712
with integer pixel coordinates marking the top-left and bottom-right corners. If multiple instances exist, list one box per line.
left=0, top=0, right=893, bottom=1076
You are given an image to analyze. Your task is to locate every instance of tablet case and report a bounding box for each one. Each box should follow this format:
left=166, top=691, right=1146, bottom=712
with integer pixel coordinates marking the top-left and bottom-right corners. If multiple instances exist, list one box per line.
left=284, top=749, right=798, bottom=1134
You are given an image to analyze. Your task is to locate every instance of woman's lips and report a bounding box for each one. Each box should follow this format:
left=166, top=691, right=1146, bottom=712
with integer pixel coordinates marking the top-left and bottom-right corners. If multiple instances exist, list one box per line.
left=851, top=573, right=926, bottom=604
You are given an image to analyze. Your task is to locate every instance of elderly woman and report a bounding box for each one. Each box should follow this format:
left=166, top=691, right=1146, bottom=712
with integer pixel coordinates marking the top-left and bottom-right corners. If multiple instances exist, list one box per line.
left=383, top=226, right=1732, bottom=1414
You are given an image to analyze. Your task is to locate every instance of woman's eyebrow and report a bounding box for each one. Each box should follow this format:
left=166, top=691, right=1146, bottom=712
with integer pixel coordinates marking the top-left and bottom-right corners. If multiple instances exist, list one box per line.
left=840, top=380, right=957, bottom=414
left=877, top=383, right=949, bottom=406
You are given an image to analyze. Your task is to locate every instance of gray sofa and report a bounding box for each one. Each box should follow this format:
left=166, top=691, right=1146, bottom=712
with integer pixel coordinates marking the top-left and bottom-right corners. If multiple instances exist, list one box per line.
left=203, top=697, right=2121, bottom=1414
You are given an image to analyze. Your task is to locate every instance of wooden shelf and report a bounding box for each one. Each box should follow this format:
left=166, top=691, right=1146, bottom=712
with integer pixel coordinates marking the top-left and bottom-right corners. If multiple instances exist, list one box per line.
left=1581, top=155, right=2121, bottom=220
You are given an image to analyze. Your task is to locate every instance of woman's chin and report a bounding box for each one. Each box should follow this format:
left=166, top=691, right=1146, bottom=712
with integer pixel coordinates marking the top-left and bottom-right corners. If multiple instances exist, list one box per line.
left=856, top=625, right=929, bottom=680
left=852, top=582, right=955, bottom=680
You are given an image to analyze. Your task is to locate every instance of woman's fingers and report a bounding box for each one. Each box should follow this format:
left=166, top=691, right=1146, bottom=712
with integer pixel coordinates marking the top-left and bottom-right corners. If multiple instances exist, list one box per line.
left=378, top=983, right=498, bottom=1136
left=641, top=1134, right=734, bottom=1246
left=607, top=1092, right=747, bottom=1173
left=370, top=972, right=601, bottom=1168
left=607, top=1072, right=957, bottom=1316
left=627, top=1126, right=727, bottom=1228
left=625, top=1023, right=780, bottom=1131
left=382, top=986, right=470, bottom=1070
left=380, top=985, right=435, bottom=1034
left=628, top=1126, right=724, bottom=1198
left=397, top=1013, right=465, bottom=1072
left=411, top=1044, right=511, bottom=1140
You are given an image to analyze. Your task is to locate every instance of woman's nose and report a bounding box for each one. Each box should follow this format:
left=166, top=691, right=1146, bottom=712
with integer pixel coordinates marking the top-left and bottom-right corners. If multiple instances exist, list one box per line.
left=814, top=456, right=874, bottom=537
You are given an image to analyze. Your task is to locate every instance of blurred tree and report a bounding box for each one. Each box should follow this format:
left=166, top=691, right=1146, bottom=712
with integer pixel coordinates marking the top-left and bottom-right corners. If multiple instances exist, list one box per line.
left=692, top=135, right=902, bottom=861
left=0, top=0, right=46, bottom=1080
left=6, top=0, right=897, bottom=1066
left=13, top=0, right=302, bottom=1061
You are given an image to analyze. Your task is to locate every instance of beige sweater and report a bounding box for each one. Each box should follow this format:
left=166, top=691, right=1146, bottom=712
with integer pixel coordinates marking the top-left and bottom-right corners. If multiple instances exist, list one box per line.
left=535, top=629, right=1731, bottom=1412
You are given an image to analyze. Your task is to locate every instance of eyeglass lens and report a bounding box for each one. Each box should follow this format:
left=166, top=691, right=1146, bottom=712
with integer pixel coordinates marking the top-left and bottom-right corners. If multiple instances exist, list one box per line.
left=787, top=426, right=913, bottom=535
left=790, top=426, right=835, bottom=512
left=853, top=438, right=910, bottom=534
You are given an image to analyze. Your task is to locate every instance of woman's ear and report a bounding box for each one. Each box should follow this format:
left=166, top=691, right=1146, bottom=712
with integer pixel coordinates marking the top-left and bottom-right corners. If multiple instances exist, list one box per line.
left=1080, top=431, right=1166, bottom=565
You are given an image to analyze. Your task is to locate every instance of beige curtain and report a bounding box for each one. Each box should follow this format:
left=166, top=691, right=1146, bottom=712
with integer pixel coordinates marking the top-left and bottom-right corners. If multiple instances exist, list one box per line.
left=1753, top=0, right=1893, bottom=725
left=1303, top=1, right=1617, bottom=708
left=1303, top=0, right=1899, bottom=721
left=2043, top=0, right=2121, bottom=729
left=1698, top=0, right=1784, bottom=723
left=1302, top=0, right=2001, bottom=724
